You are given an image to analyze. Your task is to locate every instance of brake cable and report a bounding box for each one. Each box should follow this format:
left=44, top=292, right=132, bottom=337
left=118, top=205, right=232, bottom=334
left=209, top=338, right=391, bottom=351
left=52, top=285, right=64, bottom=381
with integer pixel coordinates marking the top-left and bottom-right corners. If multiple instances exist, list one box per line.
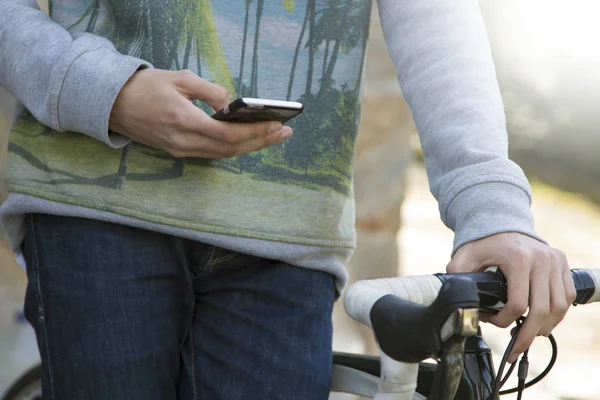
left=491, top=316, right=558, bottom=398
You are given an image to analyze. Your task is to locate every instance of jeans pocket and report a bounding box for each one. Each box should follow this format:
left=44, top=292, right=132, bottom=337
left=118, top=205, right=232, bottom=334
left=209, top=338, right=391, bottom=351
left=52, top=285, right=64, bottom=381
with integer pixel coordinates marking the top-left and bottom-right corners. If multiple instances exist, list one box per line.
left=206, top=247, right=240, bottom=267
left=196, top=247, right=260, bottom=279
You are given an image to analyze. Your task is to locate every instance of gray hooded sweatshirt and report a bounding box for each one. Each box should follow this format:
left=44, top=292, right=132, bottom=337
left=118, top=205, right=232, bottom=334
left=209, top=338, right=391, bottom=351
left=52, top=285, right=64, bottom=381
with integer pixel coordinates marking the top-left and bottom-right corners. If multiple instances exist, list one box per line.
left=0, top=0, right=540, bottom=294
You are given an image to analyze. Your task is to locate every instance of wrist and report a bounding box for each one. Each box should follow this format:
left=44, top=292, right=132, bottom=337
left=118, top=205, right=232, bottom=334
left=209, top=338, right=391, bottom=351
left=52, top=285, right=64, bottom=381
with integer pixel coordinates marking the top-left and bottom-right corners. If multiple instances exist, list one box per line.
left=108, top=68, right=147, bottom=133
left=57, top=45, right=150, bottom=148
left=448, top=182, right=545, bottom=255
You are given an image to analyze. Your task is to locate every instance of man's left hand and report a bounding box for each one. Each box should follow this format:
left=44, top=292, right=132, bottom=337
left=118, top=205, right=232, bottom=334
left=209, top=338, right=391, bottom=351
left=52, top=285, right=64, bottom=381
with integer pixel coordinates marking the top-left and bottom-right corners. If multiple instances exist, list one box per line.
left=446, top=232, right=577, bottom=363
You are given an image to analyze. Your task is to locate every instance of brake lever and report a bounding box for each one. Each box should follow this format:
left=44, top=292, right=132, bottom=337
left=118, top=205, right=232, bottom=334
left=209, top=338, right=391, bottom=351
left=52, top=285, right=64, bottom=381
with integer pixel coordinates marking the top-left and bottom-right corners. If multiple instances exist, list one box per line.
left=429, top=308, right=480, bottom=400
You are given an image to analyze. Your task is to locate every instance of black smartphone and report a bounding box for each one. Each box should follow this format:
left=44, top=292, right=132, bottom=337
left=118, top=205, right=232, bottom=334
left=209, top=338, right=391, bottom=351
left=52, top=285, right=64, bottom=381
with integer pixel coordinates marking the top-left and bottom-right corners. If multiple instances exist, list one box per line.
left=212, top=98, right=304, bottom=124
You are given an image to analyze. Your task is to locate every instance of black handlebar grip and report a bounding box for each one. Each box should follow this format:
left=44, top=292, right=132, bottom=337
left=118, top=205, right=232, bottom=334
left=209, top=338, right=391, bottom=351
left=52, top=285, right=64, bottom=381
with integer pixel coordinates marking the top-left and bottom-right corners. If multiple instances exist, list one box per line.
left=437, top=269, right=597, bottom=309
left=572, top=269, right=596, bottom=304
left=437, top=271, right=507, bottom=309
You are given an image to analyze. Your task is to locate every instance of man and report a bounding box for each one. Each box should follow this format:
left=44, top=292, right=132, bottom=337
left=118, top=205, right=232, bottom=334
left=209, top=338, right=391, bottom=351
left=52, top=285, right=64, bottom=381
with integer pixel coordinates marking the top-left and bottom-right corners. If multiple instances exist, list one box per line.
left=0, top=0, right=576, bottom=399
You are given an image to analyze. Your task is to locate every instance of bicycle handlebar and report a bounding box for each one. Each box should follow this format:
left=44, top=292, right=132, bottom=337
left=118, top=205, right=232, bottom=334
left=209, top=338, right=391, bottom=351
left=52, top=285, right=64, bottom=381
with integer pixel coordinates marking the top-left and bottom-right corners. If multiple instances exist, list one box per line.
left=345, top=268, right=600, bottom=329
left=343, top=268, right=600, bottom=400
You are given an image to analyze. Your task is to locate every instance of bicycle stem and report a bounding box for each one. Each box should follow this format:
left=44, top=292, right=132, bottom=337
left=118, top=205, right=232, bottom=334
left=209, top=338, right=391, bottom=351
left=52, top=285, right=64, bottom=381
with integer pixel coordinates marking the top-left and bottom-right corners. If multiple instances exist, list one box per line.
left=428, top=308, right=480, bottom=400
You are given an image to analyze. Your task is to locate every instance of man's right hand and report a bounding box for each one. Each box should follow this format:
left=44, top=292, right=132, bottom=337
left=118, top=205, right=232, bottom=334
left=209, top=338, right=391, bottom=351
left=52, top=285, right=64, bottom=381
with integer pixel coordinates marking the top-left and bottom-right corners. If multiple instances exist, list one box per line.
left=109, top=69, right=293, bottom=158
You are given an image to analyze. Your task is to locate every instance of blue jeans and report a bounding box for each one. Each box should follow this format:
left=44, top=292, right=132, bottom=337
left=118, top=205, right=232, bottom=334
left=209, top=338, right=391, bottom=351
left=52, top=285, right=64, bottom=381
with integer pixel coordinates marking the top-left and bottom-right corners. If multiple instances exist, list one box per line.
left=23, top=214, right=335, bottom=400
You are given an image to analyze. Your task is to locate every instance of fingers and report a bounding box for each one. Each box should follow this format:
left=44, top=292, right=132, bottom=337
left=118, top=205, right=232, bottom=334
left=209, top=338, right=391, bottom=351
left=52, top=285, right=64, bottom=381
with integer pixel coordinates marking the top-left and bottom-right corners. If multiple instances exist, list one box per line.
left=538, top=259, right=569, bottom=336
left=201, top=116, right=286, bottom=143
left=169, top=70, right=294, bottom=150
left=173, top=70, right=230, bottom=111
left=221, top=127, right=293, bottom=157
left=539, top=252, right=575, bottom=336
left=173, top=99, right=288, bottom=143
left=446, top=253, right=478, bottom=274
left=165, top=125, right=293, bottom=158
left=158, top=100, right=293, bottom=157
left=508, top=261, right=550, bottom=363
left=202, top=125, right=292, bottom=158
left=446, top=242, right=481, bottom=273
left=487, top=260, right=529, bottom=330
left=112, top=68, right=293, bottom=159
left=562, top=260, right=577, bottom=306
left=478, top=312, right=494, bottom=324
left=505, top=249, right=571, bottom=364
left=445, top=233, right=574, bottom=365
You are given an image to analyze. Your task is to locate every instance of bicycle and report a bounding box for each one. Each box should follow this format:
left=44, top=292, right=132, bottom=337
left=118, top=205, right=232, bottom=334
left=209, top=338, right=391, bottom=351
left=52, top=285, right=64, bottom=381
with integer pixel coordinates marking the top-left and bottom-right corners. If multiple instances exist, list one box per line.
left=1, top=365, right=41, bottom=400
left=3, top=268, right=599, bottom=400
left=1, top=311, right=41, bottom=400
left=330, top=267, right=600, bottom=399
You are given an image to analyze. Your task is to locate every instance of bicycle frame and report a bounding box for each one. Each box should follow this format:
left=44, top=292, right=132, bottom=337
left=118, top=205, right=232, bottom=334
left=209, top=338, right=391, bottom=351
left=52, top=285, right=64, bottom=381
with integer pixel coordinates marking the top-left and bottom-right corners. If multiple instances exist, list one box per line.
left=331, top=330, right=496, bottom=399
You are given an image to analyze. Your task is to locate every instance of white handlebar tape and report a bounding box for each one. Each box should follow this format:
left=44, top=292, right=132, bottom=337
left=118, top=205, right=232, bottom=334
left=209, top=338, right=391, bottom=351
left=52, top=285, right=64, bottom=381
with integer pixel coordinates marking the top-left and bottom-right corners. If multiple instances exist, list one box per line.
left=344, top=276, right=442, bottom=400
left=583, top=269, right=600, bottom=303
left=344, top=275, right=442, bottom=329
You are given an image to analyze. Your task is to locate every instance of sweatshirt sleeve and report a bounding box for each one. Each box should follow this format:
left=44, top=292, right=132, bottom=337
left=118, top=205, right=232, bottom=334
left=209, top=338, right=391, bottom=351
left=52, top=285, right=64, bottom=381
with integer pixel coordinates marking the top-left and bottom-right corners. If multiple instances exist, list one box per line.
left=376, top=0, right=545, bottom=253
left=0, top=0, right=151, bottom=148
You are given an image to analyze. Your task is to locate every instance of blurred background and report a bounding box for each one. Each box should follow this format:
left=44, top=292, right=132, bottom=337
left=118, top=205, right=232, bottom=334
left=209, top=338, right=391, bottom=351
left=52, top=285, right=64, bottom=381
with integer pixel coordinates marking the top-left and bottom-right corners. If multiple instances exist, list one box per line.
left=2, top=1, right=600, bottom=399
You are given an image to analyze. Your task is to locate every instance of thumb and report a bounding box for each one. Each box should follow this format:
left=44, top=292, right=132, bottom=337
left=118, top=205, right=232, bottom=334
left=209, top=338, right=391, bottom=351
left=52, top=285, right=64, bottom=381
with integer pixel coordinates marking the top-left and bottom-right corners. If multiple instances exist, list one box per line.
left=446, top=244, right=481, bottom=273
left=174, top=70, right=230, bottom=111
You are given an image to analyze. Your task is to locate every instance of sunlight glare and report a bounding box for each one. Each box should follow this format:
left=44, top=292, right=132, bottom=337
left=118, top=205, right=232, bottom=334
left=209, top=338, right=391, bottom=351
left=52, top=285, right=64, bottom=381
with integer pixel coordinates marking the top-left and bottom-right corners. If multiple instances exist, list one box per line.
left=498, top=0, right=600, bottom=93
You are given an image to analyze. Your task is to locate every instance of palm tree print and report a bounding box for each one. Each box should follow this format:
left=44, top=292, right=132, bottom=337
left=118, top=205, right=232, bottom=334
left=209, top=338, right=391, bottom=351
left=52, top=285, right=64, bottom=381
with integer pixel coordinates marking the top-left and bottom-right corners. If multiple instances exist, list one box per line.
left=9, top=0, right=373, bottom=196
left=78, top=0, right=234, bottom=188
left=250, top=0, right=265, bottom=97
left=286, top=0, right=309, bottom=101
left=316, top=0, right=363, bottom=92
left=304, top=0, right=318, bottom=96
left=238, top=0, right=253, bottom=96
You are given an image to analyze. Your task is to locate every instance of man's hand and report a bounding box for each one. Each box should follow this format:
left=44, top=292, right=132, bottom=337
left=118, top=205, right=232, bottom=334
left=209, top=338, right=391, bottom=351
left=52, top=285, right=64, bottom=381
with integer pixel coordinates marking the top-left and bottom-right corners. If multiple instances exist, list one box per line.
left=446, top=232, right=577, bottom=363
left=109, top=69, right=292, bottom=158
